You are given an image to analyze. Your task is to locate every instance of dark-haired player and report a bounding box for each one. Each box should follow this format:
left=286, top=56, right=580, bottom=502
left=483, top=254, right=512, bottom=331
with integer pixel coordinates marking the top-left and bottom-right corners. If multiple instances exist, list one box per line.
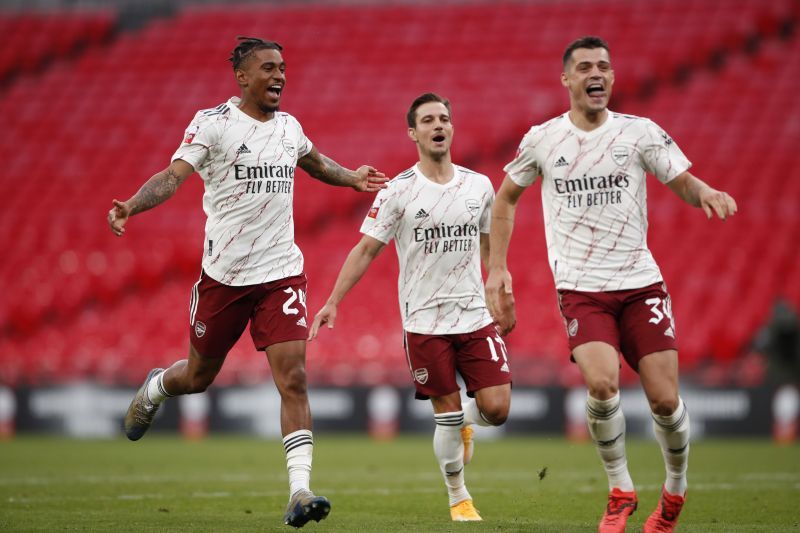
left=485, top=36, right=737, bottom=533
left=309, top=93, right=512, bottom=522
left=108, top=37, right=387, bottom=528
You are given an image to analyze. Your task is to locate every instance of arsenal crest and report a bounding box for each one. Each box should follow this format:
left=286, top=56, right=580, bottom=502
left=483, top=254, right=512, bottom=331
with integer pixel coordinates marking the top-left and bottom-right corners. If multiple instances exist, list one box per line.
left=567, top=318, right=579, bottom=337
left=610, top=145, right=630, bottom=167
left=282, top=138, right=296, bottom=158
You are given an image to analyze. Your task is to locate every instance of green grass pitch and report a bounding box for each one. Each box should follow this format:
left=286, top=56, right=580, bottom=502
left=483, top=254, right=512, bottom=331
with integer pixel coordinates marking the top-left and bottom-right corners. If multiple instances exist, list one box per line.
left=1, top=435, right=798, bottom=532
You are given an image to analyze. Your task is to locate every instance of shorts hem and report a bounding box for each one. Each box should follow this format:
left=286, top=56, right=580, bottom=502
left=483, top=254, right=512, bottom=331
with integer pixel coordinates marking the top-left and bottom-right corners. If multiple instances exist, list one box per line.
left=413, top=386, right=461, bottom=401
left=189, top=339, right=229, bottom=359
left=465, top=377, right=513, bottom=397
left=256, top=334, right=308, bottom=351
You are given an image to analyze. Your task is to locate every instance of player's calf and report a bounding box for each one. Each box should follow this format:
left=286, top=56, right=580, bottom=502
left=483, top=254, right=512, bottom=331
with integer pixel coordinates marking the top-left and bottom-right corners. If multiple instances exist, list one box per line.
left=651, top=398, right=690, bottom=496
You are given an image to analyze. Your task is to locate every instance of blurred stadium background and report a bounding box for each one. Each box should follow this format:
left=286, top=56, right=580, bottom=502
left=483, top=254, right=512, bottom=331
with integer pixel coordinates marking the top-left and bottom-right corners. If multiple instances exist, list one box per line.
left=0, top=0, right=798, bottom=441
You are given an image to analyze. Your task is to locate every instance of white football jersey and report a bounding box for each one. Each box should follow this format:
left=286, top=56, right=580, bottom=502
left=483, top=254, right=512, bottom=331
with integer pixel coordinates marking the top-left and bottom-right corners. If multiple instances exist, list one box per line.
left=172, top=97, right=312, bottom=286
left=361, top=164, right=494, bottom=335
left=504, top=111, right=691, bottom=292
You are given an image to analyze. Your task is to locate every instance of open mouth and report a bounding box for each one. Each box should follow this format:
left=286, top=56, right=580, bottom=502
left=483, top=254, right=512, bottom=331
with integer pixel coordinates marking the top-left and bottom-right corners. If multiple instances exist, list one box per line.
left=432, top=134, right=446, bottom=143
left=267, top=84, right=283, bottom=98
left=586, top=84, right=605, bottom=98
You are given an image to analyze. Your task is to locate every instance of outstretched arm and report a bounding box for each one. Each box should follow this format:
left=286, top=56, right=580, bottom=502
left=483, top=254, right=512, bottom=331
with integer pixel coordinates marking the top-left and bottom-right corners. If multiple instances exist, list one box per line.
left=666, top=171, right=737, bottom=220
left=107, top=159, right=195, bottom=236
left=486, top=176, right=527, bottom=335
left=308, top=235, right=386, bottom=340
left=297, top=147, right=388, bottom=192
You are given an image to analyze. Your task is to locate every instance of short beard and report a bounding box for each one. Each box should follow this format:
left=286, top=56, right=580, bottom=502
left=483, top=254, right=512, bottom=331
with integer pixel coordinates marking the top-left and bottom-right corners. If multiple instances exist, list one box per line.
left=258, top=103, right=279, bottom=115
left=428, top=149, right=448, bottom=163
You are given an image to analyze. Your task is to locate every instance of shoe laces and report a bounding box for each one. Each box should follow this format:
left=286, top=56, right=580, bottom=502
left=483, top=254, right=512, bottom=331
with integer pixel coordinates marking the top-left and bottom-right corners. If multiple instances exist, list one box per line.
left=452, top=500, right=480, bottom=517
left=290, top=489, right=314, bottom=505
left=658, top=493, right=683, bottom=522
left=606, top=494, right=636, bottom=516
left=133, top=399, right=155, bottom=423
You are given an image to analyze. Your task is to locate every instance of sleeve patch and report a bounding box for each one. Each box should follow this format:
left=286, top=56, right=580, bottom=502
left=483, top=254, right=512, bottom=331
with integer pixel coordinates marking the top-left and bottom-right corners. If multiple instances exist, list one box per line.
left=367, top=198, right=385, bottom=218
left=183, top=124, right=199, bottom=144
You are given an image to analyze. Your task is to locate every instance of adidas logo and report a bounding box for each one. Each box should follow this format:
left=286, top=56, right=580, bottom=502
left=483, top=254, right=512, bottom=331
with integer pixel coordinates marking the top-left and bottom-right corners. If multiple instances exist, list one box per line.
left=664, top=326, right=675, bottom=339
left=415, top=209, right=429, bottom=219
left=236, top=143, right=251, bottom=155
left=554, top=156, right=568, bottom=167
left=296, top=317, right=307, bottom=328
left=500, top=362, right=509, bottom=373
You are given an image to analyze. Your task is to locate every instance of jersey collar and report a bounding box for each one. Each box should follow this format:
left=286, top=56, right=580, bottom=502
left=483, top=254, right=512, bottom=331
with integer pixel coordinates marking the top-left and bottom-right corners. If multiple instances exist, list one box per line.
left=228, top=96, right=279, bottom=126
left=413, top=163, right=461, bottom=189
left=563, top=109, right=615, bottom=137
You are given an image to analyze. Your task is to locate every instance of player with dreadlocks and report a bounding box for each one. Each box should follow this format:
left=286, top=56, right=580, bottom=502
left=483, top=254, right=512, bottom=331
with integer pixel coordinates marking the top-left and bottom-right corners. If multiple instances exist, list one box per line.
left=108, top=37, right=387, bottom=528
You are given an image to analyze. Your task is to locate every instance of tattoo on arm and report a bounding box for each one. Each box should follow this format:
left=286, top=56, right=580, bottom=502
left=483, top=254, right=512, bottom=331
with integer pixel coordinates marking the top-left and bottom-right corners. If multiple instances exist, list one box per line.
left=320, top=154, right=356, bottom=186
left=299, top=150, right=356, bottom=187
left=129, top=168, right=185, bottom=215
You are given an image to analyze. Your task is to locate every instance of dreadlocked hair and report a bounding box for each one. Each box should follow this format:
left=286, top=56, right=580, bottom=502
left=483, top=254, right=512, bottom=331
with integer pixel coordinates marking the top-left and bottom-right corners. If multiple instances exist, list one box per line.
left=229, top=36, right=283, bottom=70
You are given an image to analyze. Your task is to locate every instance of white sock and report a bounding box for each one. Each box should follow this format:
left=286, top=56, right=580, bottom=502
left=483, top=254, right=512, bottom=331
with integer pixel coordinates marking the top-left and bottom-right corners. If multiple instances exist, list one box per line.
left=652, top=397, right=690, bottom=496
left=433, top=411, right=471, bottom=506
left=146, top=370, right=171, bottom=405
left=463, top=399, right=492, bottom=427
left=586, top=393, right=634, bottom=492
left=283, top=429, right=313, bottom=498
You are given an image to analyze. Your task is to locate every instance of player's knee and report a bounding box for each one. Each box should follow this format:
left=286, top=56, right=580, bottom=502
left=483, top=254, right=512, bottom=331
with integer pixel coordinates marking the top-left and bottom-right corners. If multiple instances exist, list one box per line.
left=483, top=408, right=508, bottom=426
left=586, top=377, right=618, bottom=400
left=278, top=365, right=308, bottom=398
left=477, top=397, right=509, bottom=425
left=650, top=395, right=679, bottom=416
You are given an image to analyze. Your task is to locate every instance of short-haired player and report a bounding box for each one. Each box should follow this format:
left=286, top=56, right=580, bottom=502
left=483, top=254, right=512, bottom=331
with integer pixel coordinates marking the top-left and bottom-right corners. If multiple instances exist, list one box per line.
left=309, top=93, right=512, bottom=522
left=486, top=36, right=737, bottom=533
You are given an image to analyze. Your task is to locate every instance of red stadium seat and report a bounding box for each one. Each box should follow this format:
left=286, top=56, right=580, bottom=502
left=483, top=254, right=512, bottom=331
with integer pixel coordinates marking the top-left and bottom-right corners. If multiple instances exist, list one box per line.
left=2, top=0, right=797, bottom=385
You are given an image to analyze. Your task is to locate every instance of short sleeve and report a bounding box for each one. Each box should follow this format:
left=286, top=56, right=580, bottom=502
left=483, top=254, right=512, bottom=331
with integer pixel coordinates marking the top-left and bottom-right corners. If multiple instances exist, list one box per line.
left=360, top=186, right=401, bottom=244
left=503, top=130, right=542, bottom=187
left=293, top=117, right=313, bottom=159
left=171, top=112, right=217, bottom=170
left=640, top=120, right=692, bottom=184
left=479, top=178, right=494, bottom=233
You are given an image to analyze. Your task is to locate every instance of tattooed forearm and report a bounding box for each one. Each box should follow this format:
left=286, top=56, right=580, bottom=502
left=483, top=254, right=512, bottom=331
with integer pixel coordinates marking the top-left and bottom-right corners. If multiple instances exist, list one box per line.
left=299, top=150, right=356, bottom=187
left=128, top=168, right=184, bottom=215
left=319, top=154, right=356, bottom=186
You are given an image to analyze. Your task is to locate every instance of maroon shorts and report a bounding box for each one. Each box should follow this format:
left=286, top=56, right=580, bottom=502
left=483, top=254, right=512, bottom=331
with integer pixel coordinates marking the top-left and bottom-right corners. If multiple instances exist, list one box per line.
left=404, top=323, right=513, bottom=400
left=188, top=271, right=308, bottom=358
left=557, top=282, right=678, bottom=370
